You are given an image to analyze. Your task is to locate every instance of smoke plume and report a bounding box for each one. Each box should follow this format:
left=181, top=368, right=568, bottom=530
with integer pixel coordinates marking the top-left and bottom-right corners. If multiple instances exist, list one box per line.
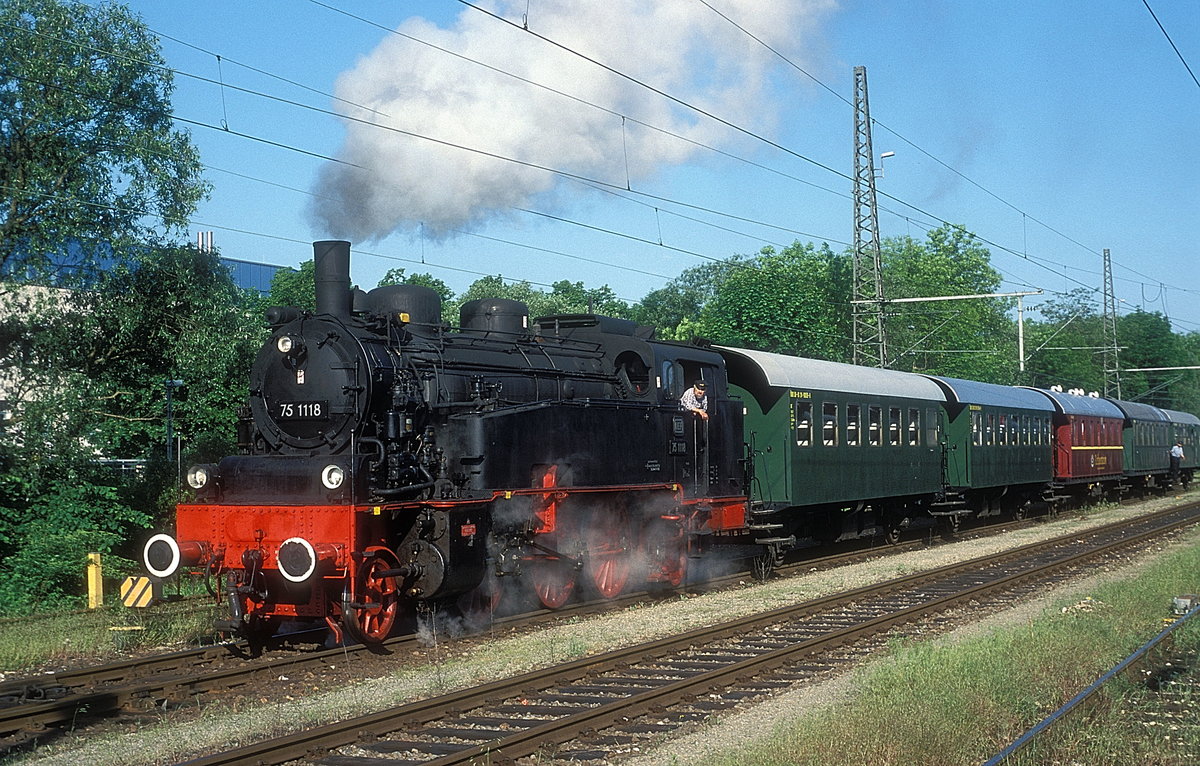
left=310, top=0, right=835, bottom=242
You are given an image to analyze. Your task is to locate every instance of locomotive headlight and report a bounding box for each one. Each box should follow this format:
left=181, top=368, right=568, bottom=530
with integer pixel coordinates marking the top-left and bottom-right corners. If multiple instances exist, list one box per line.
left=186, top=465, right=210, bottom=489
left=321, top=464, right=345, bottom=489
left=275, top=334, right=304, bottom=355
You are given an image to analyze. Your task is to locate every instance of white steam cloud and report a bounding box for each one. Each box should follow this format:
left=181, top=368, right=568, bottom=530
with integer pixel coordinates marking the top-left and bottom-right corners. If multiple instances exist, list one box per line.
left=310, top=0, right=836, bottom=242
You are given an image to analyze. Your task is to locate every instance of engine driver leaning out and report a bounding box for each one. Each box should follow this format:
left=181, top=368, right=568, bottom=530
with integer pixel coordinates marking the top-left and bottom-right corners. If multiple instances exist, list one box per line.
left=680, top=380, right=708, bottom=420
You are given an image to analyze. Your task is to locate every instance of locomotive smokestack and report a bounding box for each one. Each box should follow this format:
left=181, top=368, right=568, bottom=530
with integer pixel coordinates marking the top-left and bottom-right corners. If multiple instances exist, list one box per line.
left=313, top=240, right=352, bottom=318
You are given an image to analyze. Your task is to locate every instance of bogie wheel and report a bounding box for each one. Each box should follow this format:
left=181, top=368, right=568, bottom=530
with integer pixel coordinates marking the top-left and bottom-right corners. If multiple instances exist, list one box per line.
left=643, top=520, right=687, bottom=588
left=342, top=554, right=400, bottom=644
left=940, top=514, right=962, bottom=538
left=583, top=507, right=634, bottom=599
left=530, top=554, right=577, bottom=609
left=883, top=526, right=902, bottom=546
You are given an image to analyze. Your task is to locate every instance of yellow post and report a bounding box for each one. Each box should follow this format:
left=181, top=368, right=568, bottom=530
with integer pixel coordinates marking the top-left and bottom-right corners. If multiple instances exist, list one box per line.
left=87, top=552, right=103, bottom=609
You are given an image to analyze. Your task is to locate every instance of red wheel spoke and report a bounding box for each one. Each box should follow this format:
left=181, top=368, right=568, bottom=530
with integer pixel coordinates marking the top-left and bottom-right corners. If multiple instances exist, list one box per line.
left=531, top=556, right=576, bottom=609
left=342, top=555, right=399, bottom=644
left=584, top=509, right=632, bottom=599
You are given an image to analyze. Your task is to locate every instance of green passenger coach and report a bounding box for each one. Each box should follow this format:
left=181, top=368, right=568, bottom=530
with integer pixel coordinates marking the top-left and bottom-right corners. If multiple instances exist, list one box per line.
left=921, top=376, right=1054, bottom=515
left=719, top=347, right=945, bottom=544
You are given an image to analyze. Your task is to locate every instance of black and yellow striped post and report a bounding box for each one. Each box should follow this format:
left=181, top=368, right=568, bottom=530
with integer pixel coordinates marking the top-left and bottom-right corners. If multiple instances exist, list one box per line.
left=120, top=576, right=162, bottom=608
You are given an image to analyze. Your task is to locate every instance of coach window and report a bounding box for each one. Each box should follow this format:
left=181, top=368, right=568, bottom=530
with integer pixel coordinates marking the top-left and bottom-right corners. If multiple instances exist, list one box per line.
left=929, top=408, right=941, bottom=446
left=1012, top=414, right=1022, bottom=445
left=889, top=407, right=901, bottom=446
left=822, top=402, right=838, bottom=446
left=868, top=406, right=882, bottom=446
left=847, top=404, right=861, bottom=446
left=999, top=415, right=1008, bottom=446
left=908, top=408, right=920, bottom=446
left=794, top=402, right=813, bottom=447
left=972, top=411, right=983, bottom=446
left=986, top=414, right=996, bottom=446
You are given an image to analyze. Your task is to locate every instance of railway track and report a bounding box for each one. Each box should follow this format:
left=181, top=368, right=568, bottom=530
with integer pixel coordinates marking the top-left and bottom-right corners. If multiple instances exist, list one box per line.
left=168, top=501, right=1200, bottom=766
left=0, top=499, right=1030, bottom=748
left=0, top=499, right=1178, bottom=757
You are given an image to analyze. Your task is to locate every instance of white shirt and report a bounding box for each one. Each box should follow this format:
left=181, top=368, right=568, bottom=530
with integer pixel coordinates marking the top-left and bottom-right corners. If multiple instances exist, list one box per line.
left=680, top=387, right=707, bottom=413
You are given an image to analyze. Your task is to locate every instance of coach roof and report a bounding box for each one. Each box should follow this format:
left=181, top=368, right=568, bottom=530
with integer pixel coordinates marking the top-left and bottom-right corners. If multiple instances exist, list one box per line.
left=1162, top=408, right=1200, bottom=426
left=1021, top=387, right=1126, bottom=418
left=1108, top=399, right=1169, bottom=422
left=717, top=346, right=946, bottom=401
left=922, top=375, right=1054, bottom=412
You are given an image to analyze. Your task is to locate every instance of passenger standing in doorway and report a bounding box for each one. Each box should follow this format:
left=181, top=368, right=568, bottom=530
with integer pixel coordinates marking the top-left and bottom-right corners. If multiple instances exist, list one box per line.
left=1170, top=441, right=1185, bottom=485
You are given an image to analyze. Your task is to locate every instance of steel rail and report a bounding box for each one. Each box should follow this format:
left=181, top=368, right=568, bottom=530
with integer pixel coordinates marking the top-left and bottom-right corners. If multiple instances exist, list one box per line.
left=178, top=503, right=1200, bottom=766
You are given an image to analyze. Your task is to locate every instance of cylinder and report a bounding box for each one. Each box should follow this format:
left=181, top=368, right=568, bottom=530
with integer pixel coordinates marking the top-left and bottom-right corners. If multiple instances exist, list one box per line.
left=313, top=240, right=352, bottom=318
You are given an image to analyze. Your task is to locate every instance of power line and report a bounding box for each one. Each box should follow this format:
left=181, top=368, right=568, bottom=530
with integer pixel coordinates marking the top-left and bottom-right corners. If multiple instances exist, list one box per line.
left=9, top=8, right=1196, bottom=326
left=1142, top=0, right=1200, bottom=90
left=693, top=1, right=1196, bottom=303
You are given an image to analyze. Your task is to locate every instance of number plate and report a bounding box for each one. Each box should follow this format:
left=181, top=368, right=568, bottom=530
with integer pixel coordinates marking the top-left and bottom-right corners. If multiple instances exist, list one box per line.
left=275, top=400, right=329, bottom=421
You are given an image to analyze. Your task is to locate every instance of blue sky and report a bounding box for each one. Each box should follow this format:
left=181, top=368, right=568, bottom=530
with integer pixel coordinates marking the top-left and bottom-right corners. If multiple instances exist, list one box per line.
left=109, top=0, right=1198, bottom=336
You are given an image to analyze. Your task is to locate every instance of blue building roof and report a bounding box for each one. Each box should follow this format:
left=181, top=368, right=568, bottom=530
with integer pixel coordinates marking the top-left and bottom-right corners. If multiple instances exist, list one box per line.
left=220, top=257, right=284, bottom=295
left=3, top=240, right=283, bottom=295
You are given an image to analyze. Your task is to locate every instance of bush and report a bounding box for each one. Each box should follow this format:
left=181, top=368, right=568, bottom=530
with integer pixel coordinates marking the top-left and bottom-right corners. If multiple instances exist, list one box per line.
left=0, top=481, right=150, bottom=615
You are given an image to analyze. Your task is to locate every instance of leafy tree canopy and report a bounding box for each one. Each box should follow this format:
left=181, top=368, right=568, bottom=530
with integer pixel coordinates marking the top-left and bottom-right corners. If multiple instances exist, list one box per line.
left=0, top=0, right=208, bottom=280
left=377, top=267, right=454, bottom=303
left=692, top=242, right=850, bottom=360
left=0, top=244, right=262, bottom=613
left=266, top=260, right=316, bottom=312
left=881, top=225, right=1014, bottom=382
left=447, top=276, right=631, bottom=327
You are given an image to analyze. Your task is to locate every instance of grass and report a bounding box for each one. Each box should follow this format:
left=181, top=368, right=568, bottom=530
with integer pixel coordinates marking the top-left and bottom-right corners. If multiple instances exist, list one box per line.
left=692, top=532, right=1200, bottom=766
left=0, top=578, right=222, bottom=674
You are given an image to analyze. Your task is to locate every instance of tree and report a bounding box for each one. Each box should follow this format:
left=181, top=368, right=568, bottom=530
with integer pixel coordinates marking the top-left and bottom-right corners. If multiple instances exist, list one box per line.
left=0, top=0, right=208, bottom=281
left=1024, top=289, right=1105, bottom=393
left=265, top=260, right=316, bottom=312
left=631, top=258, right=742, bottom=340
left=377, top=267, right=454, bottom=303
left=448, top=276, right=631, bottom=327
left=881, top=225, right=1014, bottom=382
left=1118, top=309, right=1185, bottom=408
left=693, top=242, right=851, bottom=359
left=0, top=245, right=262, bottom=614
left=60, top=245, right=264, bottom=461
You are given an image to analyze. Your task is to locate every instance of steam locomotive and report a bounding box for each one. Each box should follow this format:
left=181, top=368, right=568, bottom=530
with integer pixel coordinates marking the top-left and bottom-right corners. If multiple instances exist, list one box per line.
left=142, top=241, right=1198, bottom=644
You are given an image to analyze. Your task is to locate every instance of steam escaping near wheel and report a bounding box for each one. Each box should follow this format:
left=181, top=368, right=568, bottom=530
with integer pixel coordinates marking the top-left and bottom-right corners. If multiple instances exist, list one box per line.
left=309, top=0, right=835, bottom=241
